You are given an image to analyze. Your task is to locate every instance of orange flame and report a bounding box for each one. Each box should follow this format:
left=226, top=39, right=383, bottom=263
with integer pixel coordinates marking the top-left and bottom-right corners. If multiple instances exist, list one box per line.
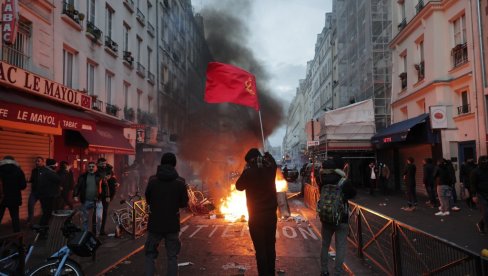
left=219, top=170, right=288, bottom=222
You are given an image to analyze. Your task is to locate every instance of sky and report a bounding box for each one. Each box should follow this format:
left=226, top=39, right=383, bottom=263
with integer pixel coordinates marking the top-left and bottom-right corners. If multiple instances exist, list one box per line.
left=192, top=0, right=333, bottom=147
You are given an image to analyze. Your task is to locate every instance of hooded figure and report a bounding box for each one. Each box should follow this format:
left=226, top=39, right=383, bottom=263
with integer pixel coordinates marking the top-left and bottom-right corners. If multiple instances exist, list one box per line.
left=236, top=148, right=278, bottom=276
left=0, top=156, right=27, bottom=233
left=144, top=152, right=189, bottom=276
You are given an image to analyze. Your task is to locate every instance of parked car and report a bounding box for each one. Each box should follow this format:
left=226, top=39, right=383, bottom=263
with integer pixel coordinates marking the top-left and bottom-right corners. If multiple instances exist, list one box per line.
left=282, top=166, right=299, bottom=182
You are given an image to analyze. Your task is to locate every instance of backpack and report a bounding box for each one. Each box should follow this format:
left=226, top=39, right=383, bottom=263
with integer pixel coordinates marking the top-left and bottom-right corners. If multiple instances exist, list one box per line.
left=317, top=177, right=346, bottom=225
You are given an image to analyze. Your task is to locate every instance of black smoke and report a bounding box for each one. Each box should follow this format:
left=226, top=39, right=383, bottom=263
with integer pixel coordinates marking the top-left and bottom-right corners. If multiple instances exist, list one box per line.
left=179, top=0, right=284, bottom=200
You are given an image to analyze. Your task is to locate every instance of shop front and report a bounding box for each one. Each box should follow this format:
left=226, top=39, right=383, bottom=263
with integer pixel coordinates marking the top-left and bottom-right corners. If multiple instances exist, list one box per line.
left=371, top=113, right=441, bottom=193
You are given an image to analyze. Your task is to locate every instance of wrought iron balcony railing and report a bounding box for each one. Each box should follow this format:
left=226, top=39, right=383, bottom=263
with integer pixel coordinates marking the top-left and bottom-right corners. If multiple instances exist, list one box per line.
left=123, top=0, right=134, bottom=12
left=86, top=21, right=102, bottom=41
left=2, top=44, right=30, bottom=69
left=415, top=0, right=425, bottom=14
left=399, top=72, right=407, bottom=90
left=104, top=36, right=118, bottom=52
left=137, top=62, right=146, bottom=77
left=147, top=21, right=155, bottom=37
left=136, top=8, right=146, bottom=25
left=147, top=71, right=155, bottom=84
left=414, top=61, right=425, bottom=81
left=457, top=104, right=470, bottom=115
left=106, top=103, right=119, bottom=117
left=452, top=43, right=468, bottom=68
left=123, top=51, right=134, bottom=65
left=398, top=18, right=407, bottom=31
left=62, top=1, right=83, bottom=23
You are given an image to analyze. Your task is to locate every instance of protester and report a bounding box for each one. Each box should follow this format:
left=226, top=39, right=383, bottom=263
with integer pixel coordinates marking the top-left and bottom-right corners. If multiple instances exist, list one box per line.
left=74, top=161, right=110, bottom=236
left=445, top=159, right=461, bottom=212
left=402, top=157, right=417, bottom=211
left=423, top=158, right=437, bottom=208
left=236, top=148, right=278, bottom=276
left=470, top=155, right=488, bottom=234
left=100, top=169, right=119, bottom=235
left=378, top=162, right=390, bottom=195
left=434, top=159, right=453, bottom=216
left=318, top=158, right=356, bottom=276
left=144, top=152, right=189, bottom=276
left=97, top=157, right=113, bottom=176
left=28, top=156, right=45, bottom=225
left=0, top=156, right=27, bottom=233
left=368, top=162, right=378, bottom=195
left=37, top=159, right=61, bottom=228
left=460, top=158, right=477, bottom=208
left=57, top=161, right=75, bottom=210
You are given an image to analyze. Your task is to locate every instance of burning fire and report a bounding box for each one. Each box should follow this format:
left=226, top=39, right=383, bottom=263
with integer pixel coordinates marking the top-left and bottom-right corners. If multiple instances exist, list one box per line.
left=219, top=170, right=288, bottom=222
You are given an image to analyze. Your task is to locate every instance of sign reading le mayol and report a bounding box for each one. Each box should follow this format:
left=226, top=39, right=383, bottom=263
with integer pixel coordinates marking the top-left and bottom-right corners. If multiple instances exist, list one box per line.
left=0, top=100, right=95, bottom=131
left=0, top=62, right=92, bottom=110
left=2, top=0, right=18, bottom=44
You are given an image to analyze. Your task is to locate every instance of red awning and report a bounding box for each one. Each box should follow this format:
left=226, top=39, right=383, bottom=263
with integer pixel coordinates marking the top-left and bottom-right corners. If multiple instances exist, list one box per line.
left=79, top=124, right=134, bottom=154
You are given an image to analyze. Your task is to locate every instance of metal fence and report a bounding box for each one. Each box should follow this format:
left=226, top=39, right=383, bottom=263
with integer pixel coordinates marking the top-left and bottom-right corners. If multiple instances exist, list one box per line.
left=303, top=184, right=487, bottom=275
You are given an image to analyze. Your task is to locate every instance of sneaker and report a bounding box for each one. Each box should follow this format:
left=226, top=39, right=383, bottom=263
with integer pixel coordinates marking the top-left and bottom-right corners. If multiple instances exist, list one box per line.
left=451, top=206, right=461, bottom=211
left=435, top=211, right=446, bottom=216
left=403, top=206, right=415, bottom=211
left=476, top=222, right=486, bottom=234
left=444, top=211, right=450, bottom=215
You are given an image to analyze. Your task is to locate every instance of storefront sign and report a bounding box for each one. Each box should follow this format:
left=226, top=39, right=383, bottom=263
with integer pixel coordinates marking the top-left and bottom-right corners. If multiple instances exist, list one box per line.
left=430, top=105, right=448, bottom=129
left=0, top=62, right=92, bottom=110
left=0, top=100, right=94, bottom=130
left=2, top=0, right=18, bottom=44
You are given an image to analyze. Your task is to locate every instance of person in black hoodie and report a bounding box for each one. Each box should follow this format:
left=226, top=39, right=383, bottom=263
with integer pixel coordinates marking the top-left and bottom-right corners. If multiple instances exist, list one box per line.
left=57, top=161, right=75, bottom=210
left=0, top=156, right=26, bottom=232
left=423, top=158, right=437, bottom=208
left=144, top=152, right=188, bottom=276
left=470, top=155, right=488, bottom=234
left=37, top=159, right=61, bottom=228
left=318, top=158, right=356, bottom=276
left=236, top=148, right=277, bottom=276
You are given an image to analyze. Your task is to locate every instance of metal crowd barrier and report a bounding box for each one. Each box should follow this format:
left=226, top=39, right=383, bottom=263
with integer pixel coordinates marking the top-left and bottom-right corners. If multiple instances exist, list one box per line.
left=303, top=183, right=488, bottom=275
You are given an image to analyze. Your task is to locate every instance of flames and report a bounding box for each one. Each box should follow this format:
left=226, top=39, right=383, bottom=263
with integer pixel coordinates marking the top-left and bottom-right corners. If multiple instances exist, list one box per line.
left=219, top=169, right=288, bottom=222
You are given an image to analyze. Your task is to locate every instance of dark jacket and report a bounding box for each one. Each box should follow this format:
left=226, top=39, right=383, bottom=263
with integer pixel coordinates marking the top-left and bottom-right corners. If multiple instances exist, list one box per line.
left=470, top=164, right=488, bottom=199
left=319, top=169, right=356, bottom=223
left=58, top=169, right=75, bottom=195
left=434, top=163, right=452, bottom=187
left=460, top=161, right=476, bottom=189
left=0, top=159, right=26, bottom=206
left=145, top=164, right=188, bottom=234
left=423, top=163, right=436, bottom=187
left=74, top=172, right=109, bottom=203
left=107, top=176, right=119, bottom=200
left=34, top=167, right=61, bottom=198
left=236, top=153, right=278, bottom=215
left=403, top=163, right=416, bottom=186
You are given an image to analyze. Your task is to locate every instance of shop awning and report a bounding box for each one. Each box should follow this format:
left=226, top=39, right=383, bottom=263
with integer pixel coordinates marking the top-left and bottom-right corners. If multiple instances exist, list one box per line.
left=371, top=113, right=430, bottom=145
left=78, top=124, right=135, bottom=154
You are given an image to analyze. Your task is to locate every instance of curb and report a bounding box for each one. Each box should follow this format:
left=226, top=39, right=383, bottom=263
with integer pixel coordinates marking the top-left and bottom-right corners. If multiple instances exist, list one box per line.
left=96, top=213, right=194, bottom=276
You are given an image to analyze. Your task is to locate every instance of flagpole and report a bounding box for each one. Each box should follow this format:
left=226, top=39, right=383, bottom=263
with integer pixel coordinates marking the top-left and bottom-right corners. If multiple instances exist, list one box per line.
left=258, top=110, right=266, bottom=151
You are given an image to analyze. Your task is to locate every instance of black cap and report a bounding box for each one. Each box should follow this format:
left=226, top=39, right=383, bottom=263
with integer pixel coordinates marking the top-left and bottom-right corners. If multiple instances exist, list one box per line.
left=244, top=148, right=262, bottom=162
left=160, top=152, right=177, bottom=167
left=46, top=158, right=57, bottom=167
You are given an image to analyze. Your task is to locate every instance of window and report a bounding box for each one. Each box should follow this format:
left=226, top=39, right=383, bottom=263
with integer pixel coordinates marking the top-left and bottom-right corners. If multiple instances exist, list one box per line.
left=147, top=47, right=152, bottom=73
left=105, top=5, right=114, bottom=39
left=105, top=72, right=113, bottom=104
left=398, top=2, right=406, bottom=30
left=124, top=82, right=130, bottom=108
left=87, top=0, right=95, bottom=24
left=137, top=36, right=142, bottom=63
left=123, top=24, right=130, bottom=52
left=137, top=90, right=142, bottom=110
left=453, top=15, right=467, bottom=45
left=458, top=91, right=470, bottom=114
left=2, top=19, right=32, bottom=69
left=399, top=54, right=407, bottom=90
left=416, top=41, right=425, bottom=81
left=86, top=62, right=95, bottom=95
left=63, top=49, right=74, bottom=87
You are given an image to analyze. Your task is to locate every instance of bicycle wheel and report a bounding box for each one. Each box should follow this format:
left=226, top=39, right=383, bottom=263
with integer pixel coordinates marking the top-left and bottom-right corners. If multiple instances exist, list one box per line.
left=28, top=258, right=83, bottom=276
left=118, top=210, right=134, bottom=235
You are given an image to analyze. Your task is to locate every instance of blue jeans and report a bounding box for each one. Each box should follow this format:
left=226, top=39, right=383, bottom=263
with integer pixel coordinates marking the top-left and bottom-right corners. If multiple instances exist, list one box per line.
left=321, top=223, right=348, bottom=275
left=81, top=200, right=102, bottom=235
left=145, top=232, right=181, bottom=276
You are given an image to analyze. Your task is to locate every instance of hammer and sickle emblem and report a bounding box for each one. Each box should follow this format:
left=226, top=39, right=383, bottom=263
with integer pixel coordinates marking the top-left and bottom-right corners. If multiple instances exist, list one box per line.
left=244, top=77, right=256, bottom=96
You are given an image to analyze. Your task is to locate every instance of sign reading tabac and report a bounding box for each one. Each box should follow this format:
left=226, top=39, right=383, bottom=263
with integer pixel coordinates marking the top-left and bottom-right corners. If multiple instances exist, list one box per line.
left=2, top=0, right=18, bottom=44
left=0, top=62, right=92, bottom=110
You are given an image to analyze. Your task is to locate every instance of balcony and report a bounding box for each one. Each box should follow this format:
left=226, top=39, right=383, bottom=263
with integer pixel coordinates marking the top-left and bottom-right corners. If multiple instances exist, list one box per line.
left=123, top=0, right=134, bottom=13
left=415, top=0, right=425, bottom=14
left=399, top=72, right=407, bottom=90
left=397, top=18, right=407, bottom=31
left=2, top=45, right=30, bottom=70
left=414, top=61, right=425, bottom=81
left=136, top=8, right=146, bottom=26
left=452, top=43, right=468, bottom=68
left=104, top=36, right=118, bottom=53
left=62, top=1, right=84, bottom=24
left=147, top=71, right=155, bottom=85
left=106, top=103, right=120, bottom=117
left=86, top=21, right=102, bottom=42
left=457, top=104, right=471, bottom=115
left=92, top=97, right=103, bottom=111
left=124, top=107, right=135, bottom=121
left=123, top=51, right=134, bottom=66
left=136, top=62, right=146, bottom=78
left=147, top=21, right=155, bottom=37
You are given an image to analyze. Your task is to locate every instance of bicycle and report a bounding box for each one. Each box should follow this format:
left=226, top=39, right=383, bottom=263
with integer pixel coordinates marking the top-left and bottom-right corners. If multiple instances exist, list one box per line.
left=28, top=210, right=101, bottom=276
left=111, top=192, right=149, bottom=237
left=0, top=225, right=48, bottom=275
left=187, top=185, right=214, bottom=215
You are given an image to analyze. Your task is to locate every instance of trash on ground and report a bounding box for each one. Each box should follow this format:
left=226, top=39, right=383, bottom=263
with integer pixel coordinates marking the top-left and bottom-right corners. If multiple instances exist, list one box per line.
left=178, top=262, right=194, bottom=267
left=222, top=262, right=250, bottom=271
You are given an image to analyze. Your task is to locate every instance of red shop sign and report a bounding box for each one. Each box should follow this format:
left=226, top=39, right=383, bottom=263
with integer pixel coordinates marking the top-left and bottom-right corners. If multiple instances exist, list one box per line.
left=2, top=0, right=18, bottom=44
left=0, top=100, right=95, bottom=131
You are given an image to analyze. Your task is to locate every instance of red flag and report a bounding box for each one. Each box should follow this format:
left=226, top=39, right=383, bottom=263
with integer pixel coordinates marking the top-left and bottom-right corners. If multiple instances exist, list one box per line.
left=204, top=62, right=260, bottom=111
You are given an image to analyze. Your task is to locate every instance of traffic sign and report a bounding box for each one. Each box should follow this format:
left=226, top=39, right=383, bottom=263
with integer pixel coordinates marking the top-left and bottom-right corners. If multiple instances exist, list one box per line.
left=307, top=140, right=319, bottom=147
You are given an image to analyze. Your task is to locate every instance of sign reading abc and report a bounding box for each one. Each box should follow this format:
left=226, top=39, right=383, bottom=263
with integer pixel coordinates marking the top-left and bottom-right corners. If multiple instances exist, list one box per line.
left=2, top=0, right=18, bottom=44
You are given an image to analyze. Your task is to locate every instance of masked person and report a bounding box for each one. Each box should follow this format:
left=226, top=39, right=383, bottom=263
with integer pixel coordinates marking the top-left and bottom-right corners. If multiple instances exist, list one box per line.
left=0, top=156, right=27, bottom=233
left=236, top=148, right=277, bottom=276
left=145, top=152, right=189, bottom=276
